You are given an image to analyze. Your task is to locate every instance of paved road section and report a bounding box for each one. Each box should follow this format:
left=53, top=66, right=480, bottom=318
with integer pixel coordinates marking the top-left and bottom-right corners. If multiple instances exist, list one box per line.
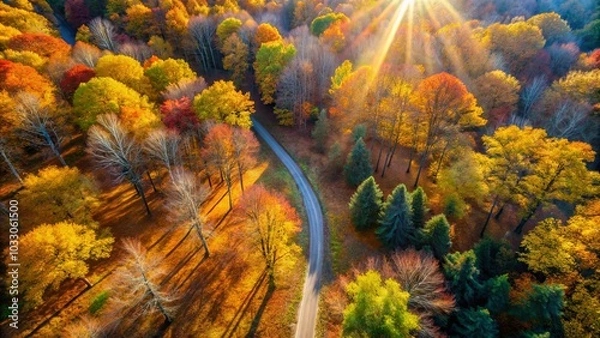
left=251, top=117, right=324, bottom=338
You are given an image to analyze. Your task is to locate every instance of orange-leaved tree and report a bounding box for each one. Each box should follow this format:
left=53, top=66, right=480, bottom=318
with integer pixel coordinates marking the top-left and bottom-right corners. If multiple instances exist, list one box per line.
left=410, top=72, right=485, bottom=188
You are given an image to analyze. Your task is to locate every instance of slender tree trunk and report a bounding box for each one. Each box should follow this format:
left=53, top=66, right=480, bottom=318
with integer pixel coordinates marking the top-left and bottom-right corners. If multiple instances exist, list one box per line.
left=43, top=129, right=66, bottom=167
left=375, top=139, right=385, bottom=173
left=146, top=171, right=157, bottom=193
left=432, top=141, right=450, bottom=182
left=82, top=277, right=93, bottom=288
left=406, top=147, right=415, bottom=173
left=480, top=196, right=499, bottom=238
left=49, top=139, right=67, bottom=166
left=413, top=152, right=428, bottom=188
left=381, top=146, right=392, bottom=178
left=514, top=200, right=542, bottom=234
left=494, top=204, right=505, bottom=220
left=193, top=219, right=210, bottom=257
left=226, top=178, right=233, bottom=210
left=141, top=270, right=172, bottom=323
left=132, top=181, right=141, bottom=196
left=136, top=182, right=152, bottom=216
left=386, top=135, right=400, bottom=168
left=1, top=148, right=23, bottom=184
left=206, top=172, right=212, bottom=188
left=237, top=162, right=245, bottom=192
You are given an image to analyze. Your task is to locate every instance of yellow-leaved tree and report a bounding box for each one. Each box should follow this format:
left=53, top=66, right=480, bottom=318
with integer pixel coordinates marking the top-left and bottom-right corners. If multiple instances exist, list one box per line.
left=193, top=80, right=255, bottom=128
left=235, top=184, right=301, bottom=287
left=20, top=222, right=113, bottom=309
left=520, top=200, right=600, bottom=337
left=18, top=165, right=100, bottom=231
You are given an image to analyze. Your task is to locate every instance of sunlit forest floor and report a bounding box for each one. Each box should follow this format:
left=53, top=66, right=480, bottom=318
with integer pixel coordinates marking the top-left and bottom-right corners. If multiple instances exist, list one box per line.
left=0, top=131, right=305, bottom=337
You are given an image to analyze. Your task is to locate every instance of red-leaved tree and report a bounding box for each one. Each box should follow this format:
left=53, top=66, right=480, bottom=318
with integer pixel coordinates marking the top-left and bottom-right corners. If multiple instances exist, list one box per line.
left=160, top=97, right=200, bottom=135
left=60, top=64, right=96, bottom=101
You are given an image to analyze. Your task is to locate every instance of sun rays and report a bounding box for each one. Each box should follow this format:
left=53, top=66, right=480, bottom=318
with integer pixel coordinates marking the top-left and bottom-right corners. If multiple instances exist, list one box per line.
left=349, top=0, right=467, bottom=85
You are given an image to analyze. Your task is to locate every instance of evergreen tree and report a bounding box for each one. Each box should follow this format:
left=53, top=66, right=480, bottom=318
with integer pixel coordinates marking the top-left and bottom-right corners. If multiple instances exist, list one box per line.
left=451, top=307, right=498, bottom=338
left=474, top=237, right=516, bottom=280
left=311, top=109, right=329, bottom=153
left=352, top=124, right=366, bottom=142
left=484, top=274, right=511, bottom=314
left=376, top=184, right=416, bottom=249
left=344, top=137, right=373, bottom=187
left=349, top=176, right=383, bottom=230
left=327, top=141, right=343, bottom=173
left=444, top=250, right=483, bottom=307
left=410, top=186, right=428, bottom=229
left=422, top=214, right=452, bottom=260
left=515, top=284, right=565, bottom=336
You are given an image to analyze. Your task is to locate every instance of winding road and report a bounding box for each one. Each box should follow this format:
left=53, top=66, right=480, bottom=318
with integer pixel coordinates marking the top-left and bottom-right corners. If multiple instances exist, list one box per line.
left=251, top=117, right=324, bottom=338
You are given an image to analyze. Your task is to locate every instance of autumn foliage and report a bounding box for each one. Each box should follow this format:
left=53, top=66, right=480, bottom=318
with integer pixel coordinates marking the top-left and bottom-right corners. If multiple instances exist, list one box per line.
left=60, top=64, right=96, bottom=100
left=160, top=97, right=200, bottom=134
left=7, top=33, right=71, bottom=58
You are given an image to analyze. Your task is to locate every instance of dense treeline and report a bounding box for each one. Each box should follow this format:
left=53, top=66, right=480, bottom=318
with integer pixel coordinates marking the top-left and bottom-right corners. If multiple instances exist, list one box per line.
left=1, top=0, right=599, bottom=336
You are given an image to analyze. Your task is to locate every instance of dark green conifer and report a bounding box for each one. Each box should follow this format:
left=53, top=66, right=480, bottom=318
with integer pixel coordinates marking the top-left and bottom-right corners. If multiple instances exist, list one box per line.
left=444, top=250, right=483, bottom=307
left=344, top=137, right=373, bottom=187
left=423, top=214, right=452, bottom=260
left=451, top=307, right=498, bottom=338
left=376, top=184, right=415, bottom=249
left=349, top=176, right=383, bottom=230
left=410, top=186, right=428, bottom=230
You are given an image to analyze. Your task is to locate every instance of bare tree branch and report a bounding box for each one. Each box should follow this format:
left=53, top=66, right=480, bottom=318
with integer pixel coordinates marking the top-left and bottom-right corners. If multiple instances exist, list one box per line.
left=15, top=92, right=66, bottom=166
left=87, top=114, right=151, bottom=215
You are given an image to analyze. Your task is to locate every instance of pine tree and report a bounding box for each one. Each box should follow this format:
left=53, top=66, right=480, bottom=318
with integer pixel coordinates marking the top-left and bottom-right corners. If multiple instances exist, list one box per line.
left=474, top=237, right=516, bottom=280
left=376, top=184, right=416, bottom=249
left=484, top=274, right=510, bottom=314
left=344, top=137, right=373, bottom=187
left=422, top=214, right=452, bottom=260
left=515, top=284, right=565, bottom=336
left=451, top=307, right=498, bottom=337
left=312, top=109, right=329, bottom=154
left=444, top=250, right=483, bottom=307
left=349, top=176, right=383, bottom=230
left=410, top=186, right=428, bottom=229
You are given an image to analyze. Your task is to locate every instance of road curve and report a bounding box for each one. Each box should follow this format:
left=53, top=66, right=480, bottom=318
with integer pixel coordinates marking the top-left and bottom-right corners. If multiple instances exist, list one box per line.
left=251, top=117, right=324, bottom=338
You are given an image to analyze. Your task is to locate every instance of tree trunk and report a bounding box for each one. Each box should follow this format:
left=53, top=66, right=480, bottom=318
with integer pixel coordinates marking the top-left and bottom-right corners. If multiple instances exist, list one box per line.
left=374, top=138, right=384, bottom=173
left=136, top=182, right=152, bottom=216
left=50, top=140, right=67, bottom=166
left=514, top=200, right=542, bottom=234
left=381, top=146, right=392, bottom=178
left=386, top=140, right=398, bottom=168
left=480, top=196, right=499, bottom=238
left=146, top=171, right=157, bottom=193
left=82, top=277, right=93, bottom=288
left=193, top=219, right=210, bottom=257
left=237, top=161, right=245, bottom=192
left=43, top=129, right=66, bottom=167
left=406, top=147, right=415, bottom=173
left=413, top=152, right=428, bottom=188
left=494, top=204, right=505, bottom=220
left=432, top=141, right=450, bottom=182
left=206, top=172, right=212, bottom=188
left=226, top=178, right=233, bottom=210
left=1, top=148, right=23, bottom=184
